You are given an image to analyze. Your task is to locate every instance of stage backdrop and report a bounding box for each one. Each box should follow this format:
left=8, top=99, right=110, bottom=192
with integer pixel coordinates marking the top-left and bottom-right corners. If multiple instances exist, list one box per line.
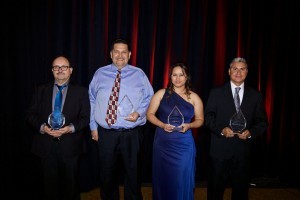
left=3, top=0, right=299, bottom=198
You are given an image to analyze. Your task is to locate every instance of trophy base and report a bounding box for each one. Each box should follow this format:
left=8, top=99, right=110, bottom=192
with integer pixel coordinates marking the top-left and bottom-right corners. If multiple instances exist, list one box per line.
left=172, top=126, right=183, bottom=132
left=232, top=131, right=242, bottom=134
left=119, top=116, right=134, bottom=120
left=231, top=126, right=245, bottom=134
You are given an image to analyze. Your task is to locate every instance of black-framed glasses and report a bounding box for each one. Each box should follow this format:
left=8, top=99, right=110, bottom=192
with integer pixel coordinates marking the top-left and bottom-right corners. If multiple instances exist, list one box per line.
left=52, top=65, right=70, bottom=71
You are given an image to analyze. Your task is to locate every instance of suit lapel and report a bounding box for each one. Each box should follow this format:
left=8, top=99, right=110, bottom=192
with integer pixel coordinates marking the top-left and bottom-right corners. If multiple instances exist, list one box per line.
left=222, top=82, right=236, bottom=112
left=46, top=83, right=54, bottom=115
left=62, top=83, right=72, bottom=113
left=240, top=86, right=250, bottom=111
left=62, top=83, right=77, bottom=115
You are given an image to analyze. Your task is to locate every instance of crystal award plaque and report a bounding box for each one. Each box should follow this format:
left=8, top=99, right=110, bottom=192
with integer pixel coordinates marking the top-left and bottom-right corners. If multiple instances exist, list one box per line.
left=168, top=106, right=184, bottom=132
left=48, top=110, right=65, bottom=130
left=117, top=95, right=134, bottom=119
left=229, top=109, right=246, bottom=133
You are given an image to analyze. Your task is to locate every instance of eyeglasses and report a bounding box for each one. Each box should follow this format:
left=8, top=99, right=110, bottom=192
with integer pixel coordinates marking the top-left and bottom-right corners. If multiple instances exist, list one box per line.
left=230, top=67, right=247, bottom=73
left=52, top=65, right=70, bottom=71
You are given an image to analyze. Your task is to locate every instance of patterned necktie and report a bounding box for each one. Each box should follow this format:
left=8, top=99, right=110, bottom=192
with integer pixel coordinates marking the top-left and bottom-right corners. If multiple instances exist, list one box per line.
left=54, top=84, right=66, bottom=111
left=234, top=87, right=241, bottom=112
left=105, top=70, right=121, bottom=126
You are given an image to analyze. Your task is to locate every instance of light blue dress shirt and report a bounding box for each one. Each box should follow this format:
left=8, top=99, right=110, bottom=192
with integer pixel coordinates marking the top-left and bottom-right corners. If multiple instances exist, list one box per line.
left=89, top=64, right=154, bottom=130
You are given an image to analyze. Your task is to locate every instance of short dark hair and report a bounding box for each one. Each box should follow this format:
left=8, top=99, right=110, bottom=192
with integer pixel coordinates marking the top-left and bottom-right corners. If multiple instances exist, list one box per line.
left=110, top=38, right=131, bottom=51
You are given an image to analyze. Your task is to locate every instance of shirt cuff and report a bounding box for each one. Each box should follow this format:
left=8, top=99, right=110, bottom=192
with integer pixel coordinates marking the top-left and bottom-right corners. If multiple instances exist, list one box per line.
left=69, top=123, right=75, bottom=133
left=40, top=123, right=46, bottom=134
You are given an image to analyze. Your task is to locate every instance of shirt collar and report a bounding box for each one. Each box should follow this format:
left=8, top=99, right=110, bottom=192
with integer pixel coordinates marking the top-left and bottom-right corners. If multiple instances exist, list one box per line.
left=230, top=81, right=244, bottom=89
left=230, top=81, right=244, bottom=94
left=54, top=80, right=69, bottom=88
left=110, top=63, right=129, bottom=72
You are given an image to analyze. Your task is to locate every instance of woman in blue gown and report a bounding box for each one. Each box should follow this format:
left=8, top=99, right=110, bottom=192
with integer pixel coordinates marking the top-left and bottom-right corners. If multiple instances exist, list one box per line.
left=147, top=63, right=204, bottom=200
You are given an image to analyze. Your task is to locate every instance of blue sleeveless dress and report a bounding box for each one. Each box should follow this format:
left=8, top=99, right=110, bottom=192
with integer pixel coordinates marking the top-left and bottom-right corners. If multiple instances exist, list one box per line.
left=152, top=90, right=196, bottom=200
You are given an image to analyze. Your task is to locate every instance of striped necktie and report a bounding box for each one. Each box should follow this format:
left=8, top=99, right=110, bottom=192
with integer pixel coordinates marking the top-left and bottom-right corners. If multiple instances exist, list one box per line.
left=105, top=70, right=121, bottom=126
left=234, top=87, right=241, bottom=112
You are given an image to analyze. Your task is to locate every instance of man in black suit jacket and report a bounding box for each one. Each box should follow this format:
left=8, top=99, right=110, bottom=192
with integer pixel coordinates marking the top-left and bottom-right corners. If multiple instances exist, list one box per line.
left=205, top=57, right=268, bottom=200
left=26, top=56, right=90, bottom=200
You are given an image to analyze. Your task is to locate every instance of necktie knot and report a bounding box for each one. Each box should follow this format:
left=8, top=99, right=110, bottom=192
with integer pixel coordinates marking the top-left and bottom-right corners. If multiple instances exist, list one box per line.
left=235, top=87, right=241, bottom=93
left=56, top=84, right=66, bottom=91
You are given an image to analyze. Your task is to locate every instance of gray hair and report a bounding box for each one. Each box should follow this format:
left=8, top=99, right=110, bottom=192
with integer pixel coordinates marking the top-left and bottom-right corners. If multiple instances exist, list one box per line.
left=230, top=57, right=248, bottom=68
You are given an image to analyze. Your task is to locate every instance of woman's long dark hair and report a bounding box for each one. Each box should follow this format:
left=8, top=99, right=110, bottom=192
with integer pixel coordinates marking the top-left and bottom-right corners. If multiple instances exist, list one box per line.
left=167, top=62, right=192, bottom=99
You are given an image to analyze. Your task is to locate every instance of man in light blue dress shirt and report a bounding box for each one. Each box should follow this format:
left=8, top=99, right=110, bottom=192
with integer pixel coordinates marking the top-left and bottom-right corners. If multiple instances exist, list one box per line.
left=89, top=38, right=154, bottom=200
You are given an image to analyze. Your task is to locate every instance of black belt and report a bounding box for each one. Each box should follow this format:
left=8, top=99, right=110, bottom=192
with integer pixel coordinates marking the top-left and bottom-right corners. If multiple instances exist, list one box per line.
left=100, top=126, right=139, bottom=132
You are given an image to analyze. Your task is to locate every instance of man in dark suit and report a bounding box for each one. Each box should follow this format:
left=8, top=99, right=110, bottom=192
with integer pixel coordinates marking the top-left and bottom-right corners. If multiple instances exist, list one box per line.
left=204, top=57, right=268, bottom=200
left=26, top=56, right=90, bottom=200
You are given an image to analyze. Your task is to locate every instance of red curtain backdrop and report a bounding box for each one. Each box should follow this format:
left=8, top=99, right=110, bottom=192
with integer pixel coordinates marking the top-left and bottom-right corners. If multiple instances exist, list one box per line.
left=3, top=0, right=299, bottom=197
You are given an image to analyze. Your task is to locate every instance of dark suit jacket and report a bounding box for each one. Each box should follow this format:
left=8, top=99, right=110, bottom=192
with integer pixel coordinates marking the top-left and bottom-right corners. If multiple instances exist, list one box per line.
left=205, top=82, right=268, bottom=159
left=26, top=81, right=90, bottom=158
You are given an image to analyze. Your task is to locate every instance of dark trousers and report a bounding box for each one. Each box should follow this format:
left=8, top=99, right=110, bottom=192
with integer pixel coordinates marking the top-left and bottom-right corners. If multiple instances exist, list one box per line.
left=41, top=142, right=80, bottom=200
left=207, top=156, right=250, bottom=200
left=97, top=126, right=143, bottom=200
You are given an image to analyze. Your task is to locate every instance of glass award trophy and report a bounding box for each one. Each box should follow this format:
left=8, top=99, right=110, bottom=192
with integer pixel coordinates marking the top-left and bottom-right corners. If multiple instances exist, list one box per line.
left=48, top=110, right=65, bottom=130
left=168, top=106, right=184, bottom=132
left=117, top=95, right=134, bottom=119
left=229, top=109, right=246, bottom=133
